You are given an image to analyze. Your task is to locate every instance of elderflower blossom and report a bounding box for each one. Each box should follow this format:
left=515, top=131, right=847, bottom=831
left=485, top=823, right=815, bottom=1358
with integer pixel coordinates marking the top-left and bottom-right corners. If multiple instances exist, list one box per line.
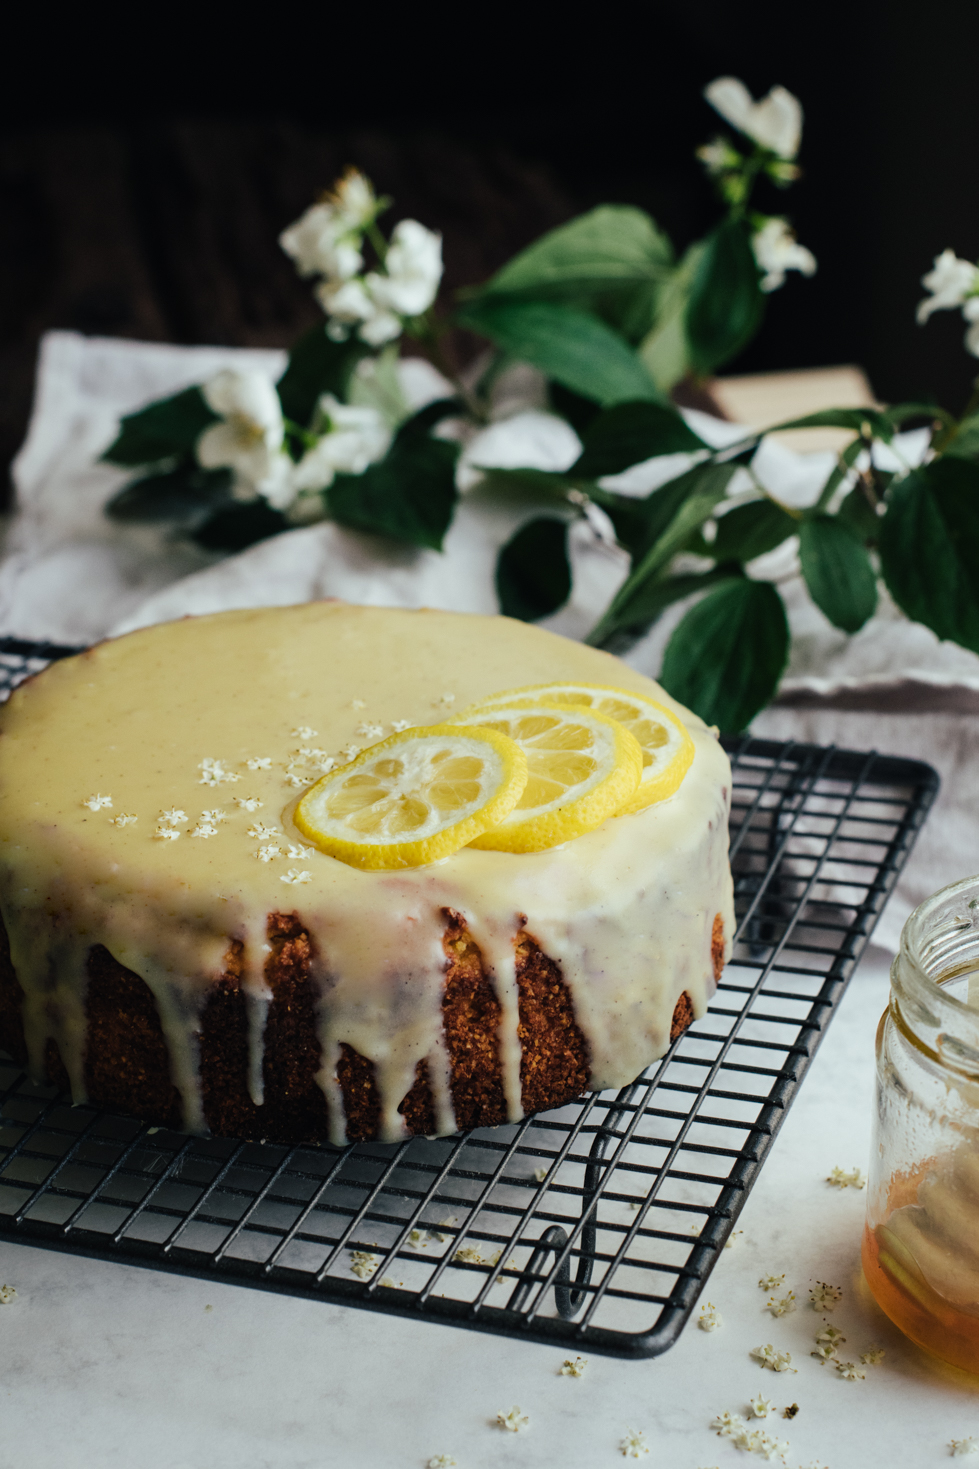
left=810, top=1281, right=842, bottom=1311
left=497, top=1407, right=528, bottom=1433
left=279, top=170, right=379, bottom=282
left=559, top=1355, right=588, bottom=1376
left=950, top=1439, right=979, bottom=1458
left=699, top=1301, right=723, bottom=1331
left=752, top=217, right=817, bottom=293
left=0, top=1284, right=16, bottom=1304
left=83, top=794, right=113, bottom=811
left=349, top=1250, right=378, bottom=1279
left=815, top=1325, right=845, bottom=1346
left=860, top=1346, right=885, bottom=1365
left=765, top=1291, right=796, bottom=1317
left=427, top=1457, right=458, bottom=1468
left=835, top=1360, right=866, bottom=1381
left=196, top=368, right=292, bottom=507
left=916, top=249, right=979, bottom=356
left=749, top=1394, right=775, bottom=1419
left=704, top=77, right=803, bottom=159
left=290, top=396, right=392, bottom=499
left=619, top=1428, right=649, bottom=1457
left=758, top=1274, right=785, bottom=1291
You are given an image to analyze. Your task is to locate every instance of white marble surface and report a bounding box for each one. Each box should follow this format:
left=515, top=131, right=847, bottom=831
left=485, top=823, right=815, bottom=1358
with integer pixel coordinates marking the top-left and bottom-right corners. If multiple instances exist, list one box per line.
left=3, top=944, right=978, bottom=1469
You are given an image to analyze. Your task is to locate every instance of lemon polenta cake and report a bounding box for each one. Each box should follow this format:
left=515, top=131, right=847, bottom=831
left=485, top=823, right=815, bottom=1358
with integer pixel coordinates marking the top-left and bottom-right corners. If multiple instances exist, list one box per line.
left=0, top=603, right=734, bottom=1144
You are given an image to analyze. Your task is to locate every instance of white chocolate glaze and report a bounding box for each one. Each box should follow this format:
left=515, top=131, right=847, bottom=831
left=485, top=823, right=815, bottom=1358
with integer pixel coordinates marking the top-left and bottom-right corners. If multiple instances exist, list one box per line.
left=0, top=604, right=734, bottom=1142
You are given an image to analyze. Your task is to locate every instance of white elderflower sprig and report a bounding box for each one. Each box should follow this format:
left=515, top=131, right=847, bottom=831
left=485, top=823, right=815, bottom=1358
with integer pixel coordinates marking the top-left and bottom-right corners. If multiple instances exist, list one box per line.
left=809, top=1281, right=842, bottom=1311
left=355, top=722, right=384, bottom=740
left=245, top=756, right=273, bottom=771
left=618, top=1428, right=648, bottom=1457
left=154, top=826, right=181, bottom=841
left=815, top=1325, right=845, bottom=1346
left=765, top=1291, right=796, bottom=1317
left=256, top=845, right=282, bottom=862
left=713, top=1409, right=746, bottom=1437
left=189, top=822, right=218, bottom=838
left=811, top=1344, right=839, bottom=1365
left=860, top=1346, right=885, bottom=1365
left=698, top=1301, right=723, bottom=1332
left=950, top=1438, right=979, bottom=1458
left=83, top=793, right=112, bottom=810
left=826, top=1165, right=866, bottom=1189
left=159, top=808, right=186, bottom=825
left=748, top=1394, right=774, bottom=1419
left=0, top=1284, right=16, bottom=1304
left=427, top=1457, right=458, bottom=1469
left=751, top=1344, right=795, bottom=1373
left=917, top=250, right=979, bottom=356
left=349, top=1250, right=378, bottom=1280
left=198, top=758, right=239, bottom=786
left=497, top=1406, right=528, bottom=1433
left=390, top=718, right=411, bottom=732
left=247, top=823, right=278, bottom=840
left=559, top=1355, right=588, bottom=1377
left=234, top=796, right=264, bottom=812
left=280, top=869, right=312, bottom=884
left=109, top=812, right=137, bottom=826
left=704, top=76, right=803, bottom=159
left=758, top=1273, right=785, bottom=1291
left=292, top=726, right=318, bottom=739
left=197, top=368, right=292, bottom=508
left=200, top=808, right=228, bottom=823
left=752, top=217, right=817, bottom=293
left=724, top=1228, right=744, bottom=1249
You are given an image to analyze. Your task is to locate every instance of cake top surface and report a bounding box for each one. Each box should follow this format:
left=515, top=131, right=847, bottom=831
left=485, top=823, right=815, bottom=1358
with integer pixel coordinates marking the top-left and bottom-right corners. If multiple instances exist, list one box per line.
left=0, top=603, right=706, bottom=899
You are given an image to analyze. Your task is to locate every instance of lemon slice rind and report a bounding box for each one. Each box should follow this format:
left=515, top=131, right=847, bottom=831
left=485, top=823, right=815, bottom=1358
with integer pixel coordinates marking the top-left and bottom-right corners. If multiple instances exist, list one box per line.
left=449, top=700, right=642, bottom=853
left=469, top=681, right=694, bottom=815
left=294, top=724, right=528, bottom=870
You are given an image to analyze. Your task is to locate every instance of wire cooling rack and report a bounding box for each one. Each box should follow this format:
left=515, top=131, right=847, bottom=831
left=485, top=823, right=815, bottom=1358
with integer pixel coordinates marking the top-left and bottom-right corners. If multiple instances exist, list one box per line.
left=0, top=639, right=939, bottom=1357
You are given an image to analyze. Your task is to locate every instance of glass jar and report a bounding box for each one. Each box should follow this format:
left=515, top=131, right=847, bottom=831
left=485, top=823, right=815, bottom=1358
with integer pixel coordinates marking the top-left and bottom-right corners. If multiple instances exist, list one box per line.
left=864, top=874, right=979, bottom=1374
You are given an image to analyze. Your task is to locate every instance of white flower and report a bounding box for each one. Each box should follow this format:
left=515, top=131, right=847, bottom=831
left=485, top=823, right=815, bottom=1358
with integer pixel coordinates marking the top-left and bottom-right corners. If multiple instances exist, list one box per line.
left=496, top=1406, right=528, bottom=1433
left=197, top=369, right=290, bottom=503
left=618, top=1428, right=648, bottom=1457
left=291, top=397, right=392, bottom=494
left=349, top=1250, right=378, bottom=1280
left=752, top=217, right=817, bottom=292
left=83, top=794, right=113, bottom=811
left=950, top=1438, right=979, bottom=1457
left=559, top=1355, right=588, bottom=1376
left=698, top=1301, right=723, bottom=1331
left=917, top=249, right=979, bottom=323
left=279, top=202, right=364, bottom=281
left=281, top=868, right=312, bottom=884
left=705, top=76, right=803, bottom=159
left=367, top=219, right=443, bottom=318
left=749, top=1394, right=774, bottom=1419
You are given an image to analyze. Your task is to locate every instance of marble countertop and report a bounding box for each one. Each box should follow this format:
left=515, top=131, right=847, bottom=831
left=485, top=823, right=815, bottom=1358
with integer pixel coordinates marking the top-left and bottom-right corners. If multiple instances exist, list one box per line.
left=2, top=944, right=978, bottom=1469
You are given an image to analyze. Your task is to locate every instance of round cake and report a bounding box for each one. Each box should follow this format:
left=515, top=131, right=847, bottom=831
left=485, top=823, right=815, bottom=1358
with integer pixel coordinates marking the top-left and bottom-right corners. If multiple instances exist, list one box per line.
left=0, top=603, right=734, bottom=1144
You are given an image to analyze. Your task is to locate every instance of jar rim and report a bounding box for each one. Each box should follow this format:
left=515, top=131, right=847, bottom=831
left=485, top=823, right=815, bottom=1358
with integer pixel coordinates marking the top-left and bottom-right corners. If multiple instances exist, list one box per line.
left=894, top=873, right=979, bottom=1071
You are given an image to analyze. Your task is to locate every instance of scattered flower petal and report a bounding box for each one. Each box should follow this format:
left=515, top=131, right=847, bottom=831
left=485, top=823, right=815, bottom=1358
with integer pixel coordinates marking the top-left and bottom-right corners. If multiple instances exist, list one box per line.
left=699, top=1302, right=723, bottom=1332
left=83, top=794, right=113, bottom=811
left=766, top=1291, right=796, bottom=1317
left=109, top=812, right=137, bottom=826
left=758, top=1274, right=785, bottom=1291
left=0, top=1284, right=16, bottom=1304
left=749, top=1394, right=774, bottom=1419
left=280, top=869, right=312, bottom=884
left=559, top=1355, right=588, bottom=1377
left=809, top=1281, right=842, bottom=1311
left=836, top=1361, right=866, bottom=1381
left=349, top=1250, right=378, bottom=1280
left=826, top=1166, right=866, bottom=1189
left=619, top=1428, right=649, bottom=1457
left=860, top=1347, right=885, bottom=1365
left=950, top=1439, right=979, bottom=1458
left=234, top=796, right=264, bottom=812
left=497, top=1406, right=528, bottom=1433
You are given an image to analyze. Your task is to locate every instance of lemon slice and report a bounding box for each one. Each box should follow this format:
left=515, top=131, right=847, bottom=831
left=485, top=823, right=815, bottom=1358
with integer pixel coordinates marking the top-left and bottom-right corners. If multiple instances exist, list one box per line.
left=473, top=682, right=694, bottom=814
left=449, top=702, right=642, bottom=852
left=294, top=724, right=527, bottom=870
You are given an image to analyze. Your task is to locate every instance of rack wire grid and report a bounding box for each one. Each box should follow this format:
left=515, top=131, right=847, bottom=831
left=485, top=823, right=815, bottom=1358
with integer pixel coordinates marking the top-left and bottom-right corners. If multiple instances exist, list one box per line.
left=0, top=637, right=939, bottom=1357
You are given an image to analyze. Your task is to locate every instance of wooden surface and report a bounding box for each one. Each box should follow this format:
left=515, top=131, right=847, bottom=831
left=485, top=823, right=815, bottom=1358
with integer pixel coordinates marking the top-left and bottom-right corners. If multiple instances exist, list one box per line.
left=0, top=121, right=577, bottom=506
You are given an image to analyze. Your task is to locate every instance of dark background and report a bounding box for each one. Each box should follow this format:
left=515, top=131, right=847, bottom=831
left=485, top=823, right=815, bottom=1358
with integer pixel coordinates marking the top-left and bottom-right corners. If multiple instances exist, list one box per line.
left=2, top=0, right=976, bottom=499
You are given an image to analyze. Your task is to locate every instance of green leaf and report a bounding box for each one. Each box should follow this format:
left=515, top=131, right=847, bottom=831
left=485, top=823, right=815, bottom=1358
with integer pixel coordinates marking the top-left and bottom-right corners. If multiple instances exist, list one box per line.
left=712, top=499, right=797, bottom=562
left=101, top=387, right=218, bottom=467
left=812, top=436, right=865, bottom=514
left=942, top=413, right=979, bottom=460
left=276, top=324, right=367, bottom=428
left=105, top=462, right=234, bottom=525
left=589, top=567, right=740, bottom=653
left=495, top=518, right=572, bottom=621
left=798, top=514, right=878, bottom=632
left=885, top=401, right=953, bottom=430
left=837, top=483, right=882, bottom=541
left=588, top=462, right=738, bottom=643
left=456, top=298, right=662, bottom=407
left=571, top=401, right=708, bottom=477
left=659, top=579, right=790, bottom=732
left=327, top=417, right=460, bottom=551
left=480, top=206, right=673, bottom=300
left=637, top=242, right=704, bottom=393
left=472, top=466, right=574, bottom=502
left=879, top=457, right=979, bottom=653
left=764, top=407, right=893, bottom=441
left=192, top=501, right=289, bottom=551
left=684, top=220, right=764, bottom=376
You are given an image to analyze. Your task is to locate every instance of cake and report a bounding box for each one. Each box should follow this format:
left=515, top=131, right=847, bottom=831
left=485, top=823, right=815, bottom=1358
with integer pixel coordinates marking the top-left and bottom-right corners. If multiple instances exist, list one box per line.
left=0, top=603, right=734, bottom=1144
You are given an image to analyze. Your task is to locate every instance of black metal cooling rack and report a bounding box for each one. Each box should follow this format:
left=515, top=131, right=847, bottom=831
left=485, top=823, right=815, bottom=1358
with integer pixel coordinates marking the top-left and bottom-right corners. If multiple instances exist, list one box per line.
left=0, top=638, right=939, bottom=1357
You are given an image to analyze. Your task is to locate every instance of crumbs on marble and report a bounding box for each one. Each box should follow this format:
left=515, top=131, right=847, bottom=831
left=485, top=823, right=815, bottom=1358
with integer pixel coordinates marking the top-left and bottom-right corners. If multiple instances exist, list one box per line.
left=559, top=1355, right=587, bottom=1377
left=496, top=1406, right=528, bottom=1433
left=826, top=1165, right=866, bottom=1189
left=619, top=1428, right=649, bottom=1457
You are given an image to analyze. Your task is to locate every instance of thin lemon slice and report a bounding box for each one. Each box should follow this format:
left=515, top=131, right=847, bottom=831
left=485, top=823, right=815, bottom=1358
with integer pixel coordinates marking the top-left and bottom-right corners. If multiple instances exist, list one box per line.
left=472, top=681, right=694, bottom=814
left=294, top=724, right=527, bottom=870
left=449, top=702, right=642, bottom=852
